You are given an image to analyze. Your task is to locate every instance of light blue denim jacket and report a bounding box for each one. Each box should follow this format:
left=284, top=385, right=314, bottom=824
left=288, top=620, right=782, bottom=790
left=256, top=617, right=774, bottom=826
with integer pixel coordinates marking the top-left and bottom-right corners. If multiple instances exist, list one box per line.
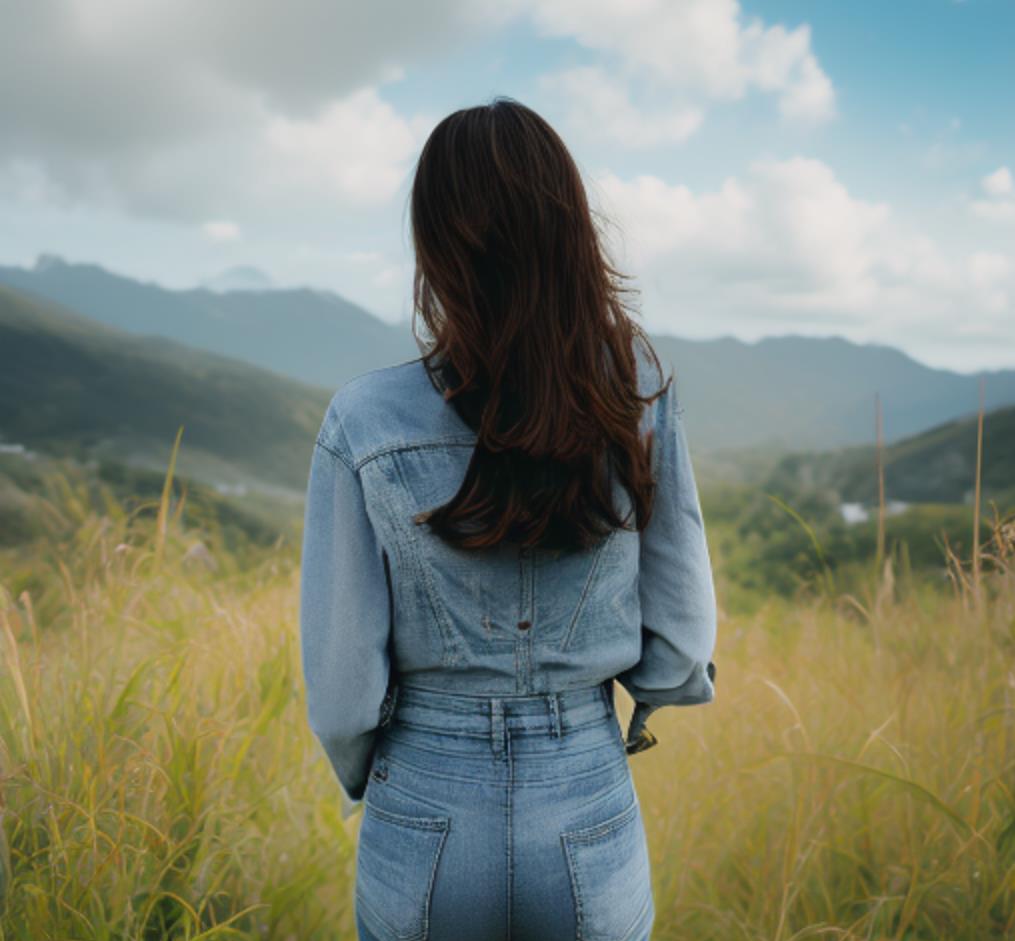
left=299, top=344, right=717, bottom=813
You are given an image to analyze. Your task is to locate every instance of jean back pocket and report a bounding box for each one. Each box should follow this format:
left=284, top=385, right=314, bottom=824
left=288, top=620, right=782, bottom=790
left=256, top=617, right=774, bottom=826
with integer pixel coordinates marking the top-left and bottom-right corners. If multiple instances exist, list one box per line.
left=561, top=796, right=654, bottom=941
left=356, top=802, right=450, bottom=941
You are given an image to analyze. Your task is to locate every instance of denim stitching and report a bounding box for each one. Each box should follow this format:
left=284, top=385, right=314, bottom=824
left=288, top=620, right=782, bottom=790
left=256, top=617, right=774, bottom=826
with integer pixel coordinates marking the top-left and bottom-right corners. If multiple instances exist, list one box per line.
left=561, top=833, right=586, bottom=941
left=389, top=721, right=491, bottom=740
left=353, top=436, right=477, bottom=472
left=356, top=805, right=450, bottom=941
left=356, top=888, right=410, bottom=941
left=388, top=454, right=466, bottom=667
left=558, top=529, right=617, bottom=652
left=379, top=749, right=622, bottom=787
left=365, top=802, right=450, bottom=831
left=391, top=711, right=611, bottom=738
left=560, top=796, right=644, bottom=941
left=366, top=773, right=450, bottom=818
left=313, top=437, right=353, bottom=469
left=388, top=721, right=491, bottom=741
left=520, top=545, right=534, bottom=636
left=490, top=698, right=506, bottom=760
left=563, top=794, right=638, bottom=843
left=354, top=818, right=449, bottom=941
left=423, top=825, right=450, bottom=941
left=394, top=681, right=606, bottom=701
left=548, top=693, right=562, bottom=738
left=506, top=727, right=513, bottom=940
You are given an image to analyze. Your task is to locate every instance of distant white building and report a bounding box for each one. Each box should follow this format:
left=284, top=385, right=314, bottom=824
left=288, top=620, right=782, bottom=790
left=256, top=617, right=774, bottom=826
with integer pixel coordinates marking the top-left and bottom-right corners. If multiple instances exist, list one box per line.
left=840, top=502, right=869, bottom=524
left=0, top=442, right=37, bottom=460
left=215, top=482, right=249, bottom=497
left=839, top=500, right=910, bottom=525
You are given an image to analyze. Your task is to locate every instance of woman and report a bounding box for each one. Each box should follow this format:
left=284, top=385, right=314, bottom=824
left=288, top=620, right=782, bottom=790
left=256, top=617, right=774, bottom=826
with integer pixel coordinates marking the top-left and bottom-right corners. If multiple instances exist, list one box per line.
left=299, top=97, right=717, bottom=941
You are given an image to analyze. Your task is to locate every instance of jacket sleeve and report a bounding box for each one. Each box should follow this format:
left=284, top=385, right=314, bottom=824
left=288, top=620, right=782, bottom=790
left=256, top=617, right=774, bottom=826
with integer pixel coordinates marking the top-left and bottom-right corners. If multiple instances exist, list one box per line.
left=299, top=429, right=393, bottom=812
left=616, top=377, right=718, bottom=717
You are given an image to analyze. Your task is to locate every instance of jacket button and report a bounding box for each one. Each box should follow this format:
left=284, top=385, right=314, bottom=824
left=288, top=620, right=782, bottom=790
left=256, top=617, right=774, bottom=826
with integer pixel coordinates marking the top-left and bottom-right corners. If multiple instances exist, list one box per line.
left=517, top=620, right=532, bottom=631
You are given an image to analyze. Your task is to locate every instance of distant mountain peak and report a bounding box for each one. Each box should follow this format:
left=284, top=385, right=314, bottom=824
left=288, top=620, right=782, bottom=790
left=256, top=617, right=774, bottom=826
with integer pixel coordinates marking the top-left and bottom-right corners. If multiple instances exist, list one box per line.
left=34, top=253, right=68, bottom=272
left=200, top=266, right=275, bottom=293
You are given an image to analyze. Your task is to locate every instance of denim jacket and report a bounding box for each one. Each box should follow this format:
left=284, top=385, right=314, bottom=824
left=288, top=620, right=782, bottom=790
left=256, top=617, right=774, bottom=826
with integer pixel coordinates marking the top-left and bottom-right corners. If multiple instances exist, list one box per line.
left=299, top=344, right=718, bottom=814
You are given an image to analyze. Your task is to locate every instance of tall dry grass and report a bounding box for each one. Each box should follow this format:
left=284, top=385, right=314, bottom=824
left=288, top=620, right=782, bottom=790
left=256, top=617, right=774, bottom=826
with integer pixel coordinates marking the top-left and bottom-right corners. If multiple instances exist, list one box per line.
left=632, top=520, right=1014, bottom=940
left=1, top=455, right=358, bottom=939
left=1, top=445, right=1013, bottom=939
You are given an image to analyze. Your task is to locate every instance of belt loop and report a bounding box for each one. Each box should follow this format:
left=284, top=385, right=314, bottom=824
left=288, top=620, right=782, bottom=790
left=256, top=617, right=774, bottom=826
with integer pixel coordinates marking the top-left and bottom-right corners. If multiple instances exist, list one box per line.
left=490, top=698, right=506, bottom=759
left=600, top=679, right=615, bottom=717
left=548, top=692, right=562, bottom=738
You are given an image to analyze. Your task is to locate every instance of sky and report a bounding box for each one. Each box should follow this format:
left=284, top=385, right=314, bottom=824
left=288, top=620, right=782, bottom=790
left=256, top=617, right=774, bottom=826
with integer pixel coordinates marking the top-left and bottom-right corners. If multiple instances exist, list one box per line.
left=2, top=0, right=1013, bottom=373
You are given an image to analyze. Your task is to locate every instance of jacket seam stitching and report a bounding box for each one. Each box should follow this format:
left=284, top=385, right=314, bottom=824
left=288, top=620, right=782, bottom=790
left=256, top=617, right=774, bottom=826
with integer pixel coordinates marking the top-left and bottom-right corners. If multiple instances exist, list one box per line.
left=558, top=531, right=616, bottom=652
left=314, top=437, right=354, bottom=470
left=353, top=437, right=477, bottom=472
left=388, top=452, right=466, bottom=666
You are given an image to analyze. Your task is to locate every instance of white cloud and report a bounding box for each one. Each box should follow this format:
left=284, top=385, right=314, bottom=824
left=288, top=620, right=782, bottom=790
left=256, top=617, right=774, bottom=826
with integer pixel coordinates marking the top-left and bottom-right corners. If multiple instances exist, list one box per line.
left=589, top=157, right=1015, bottom=361
left=1, top=0, right=836, bottom=218
left=0, top=79, right=433, bottom=225
left=769, top=42, right=836, bottom=123
left=514, top=0, right=835, bottom=139
left=969, top=165, right=1015, bottom=224
left=0, top=0, right=470, bottom=221
left=343, top=250, right=385, bottom=266
left=594, top=157, right=894, bottom=310
left=263, top=88, right=430, bottom=206
left=982, top=166, right=1013, bottom=197
left=202, top=221, right=241, bottom=242
left=337, top=250, right=405, bottom=289
left=970, top=200, right=1015, bottom=224
left=967, top=251, right=1010, bottom=313
left=372, top=264, right=403, bottom=288
left=538, top=67, right=703, bottom=148
left=47, top=0, right=479, bottom=112
left=922, top=128, right=987, bottom=172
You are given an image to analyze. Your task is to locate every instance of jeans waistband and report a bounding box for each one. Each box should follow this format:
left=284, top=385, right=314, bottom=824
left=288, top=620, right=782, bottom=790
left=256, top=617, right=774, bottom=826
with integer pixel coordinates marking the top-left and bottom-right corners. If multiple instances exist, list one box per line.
left=380, top=679, right=616, bottom=742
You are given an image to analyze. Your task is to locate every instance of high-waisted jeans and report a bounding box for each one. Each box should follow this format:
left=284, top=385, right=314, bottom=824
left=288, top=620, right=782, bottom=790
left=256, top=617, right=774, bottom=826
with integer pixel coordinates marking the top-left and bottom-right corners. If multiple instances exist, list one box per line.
left=354, top=679, right=655, bottom=941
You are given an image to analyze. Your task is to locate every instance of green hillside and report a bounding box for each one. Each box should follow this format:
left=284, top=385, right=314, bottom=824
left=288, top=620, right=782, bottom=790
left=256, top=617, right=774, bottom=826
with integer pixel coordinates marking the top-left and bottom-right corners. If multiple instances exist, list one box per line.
left=762, top=404, right=1015, bottom=507
left=0, top=283, right=334, bottom=494
left=703, top=404, right=1015, bottom=608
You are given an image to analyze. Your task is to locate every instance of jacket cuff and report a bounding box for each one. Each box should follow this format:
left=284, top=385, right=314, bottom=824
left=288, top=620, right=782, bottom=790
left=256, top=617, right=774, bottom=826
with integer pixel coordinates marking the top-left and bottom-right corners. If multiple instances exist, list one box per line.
left=616, top=659, right=717, bottom=708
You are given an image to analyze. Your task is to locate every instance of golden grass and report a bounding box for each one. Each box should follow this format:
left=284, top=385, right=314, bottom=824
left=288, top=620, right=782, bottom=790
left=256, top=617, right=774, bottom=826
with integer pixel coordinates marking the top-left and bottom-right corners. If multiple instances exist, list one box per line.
left=1, top=463, right=1013, bottom=939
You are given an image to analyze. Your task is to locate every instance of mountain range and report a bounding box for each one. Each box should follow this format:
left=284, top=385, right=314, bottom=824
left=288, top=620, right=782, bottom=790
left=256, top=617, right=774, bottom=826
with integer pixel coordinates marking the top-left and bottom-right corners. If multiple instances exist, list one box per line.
left=0, top=254, right=1013, bottom=508
left=2, top=254, right=1013, bottom=456
left=0, top=254, right=418, bottom=402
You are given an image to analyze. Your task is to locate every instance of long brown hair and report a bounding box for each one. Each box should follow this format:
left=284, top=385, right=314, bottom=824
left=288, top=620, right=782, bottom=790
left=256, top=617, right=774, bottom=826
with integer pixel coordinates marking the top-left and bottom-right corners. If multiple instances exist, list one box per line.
left=409, top=96, right=670, bottom=552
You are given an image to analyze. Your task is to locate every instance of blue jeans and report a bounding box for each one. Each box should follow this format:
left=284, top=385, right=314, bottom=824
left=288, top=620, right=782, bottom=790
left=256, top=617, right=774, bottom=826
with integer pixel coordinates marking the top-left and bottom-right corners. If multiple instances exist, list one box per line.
left=354, top=680, right=655, bottom=941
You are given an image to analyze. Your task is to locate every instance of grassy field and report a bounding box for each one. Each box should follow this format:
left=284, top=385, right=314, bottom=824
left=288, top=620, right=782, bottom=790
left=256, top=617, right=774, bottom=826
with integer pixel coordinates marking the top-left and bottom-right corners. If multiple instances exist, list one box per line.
left=1, top=455, right=1013, bottom=939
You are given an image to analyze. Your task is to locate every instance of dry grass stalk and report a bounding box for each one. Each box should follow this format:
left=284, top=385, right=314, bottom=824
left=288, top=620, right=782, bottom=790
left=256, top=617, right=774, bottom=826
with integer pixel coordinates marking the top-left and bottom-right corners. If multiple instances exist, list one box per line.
left=875, top=391, right=886, bottom=569
left=972, top=377, right=985, bottom=612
